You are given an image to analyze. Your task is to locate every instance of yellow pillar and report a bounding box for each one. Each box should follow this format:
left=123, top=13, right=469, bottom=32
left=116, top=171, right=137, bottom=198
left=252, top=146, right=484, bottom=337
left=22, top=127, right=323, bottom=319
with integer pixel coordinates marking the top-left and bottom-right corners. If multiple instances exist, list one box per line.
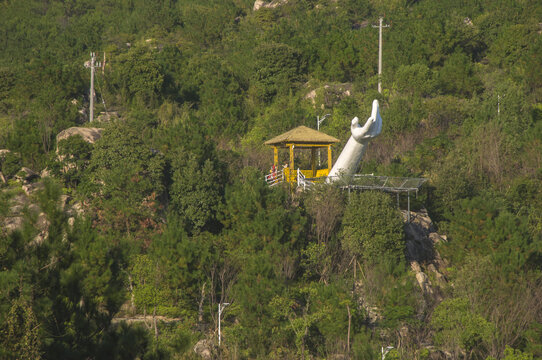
left=311, top=148, right=316, bottom=177
left=289, top=144, right=295, bottom=182
left=327, top=145, right=332, bottom=172
left=273, top=146, right=278, bottom=168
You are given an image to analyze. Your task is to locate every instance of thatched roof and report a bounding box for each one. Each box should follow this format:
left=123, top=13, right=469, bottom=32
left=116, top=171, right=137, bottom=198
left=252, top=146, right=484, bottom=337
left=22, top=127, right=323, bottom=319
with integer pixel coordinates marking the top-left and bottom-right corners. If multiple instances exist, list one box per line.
left=264, top=126, right=340, bottom=146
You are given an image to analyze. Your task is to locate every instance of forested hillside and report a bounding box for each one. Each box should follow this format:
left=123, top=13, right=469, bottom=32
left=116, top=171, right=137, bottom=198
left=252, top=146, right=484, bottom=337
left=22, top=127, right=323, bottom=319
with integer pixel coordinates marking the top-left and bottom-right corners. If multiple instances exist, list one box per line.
left=1, top=0, right=541, bottom=359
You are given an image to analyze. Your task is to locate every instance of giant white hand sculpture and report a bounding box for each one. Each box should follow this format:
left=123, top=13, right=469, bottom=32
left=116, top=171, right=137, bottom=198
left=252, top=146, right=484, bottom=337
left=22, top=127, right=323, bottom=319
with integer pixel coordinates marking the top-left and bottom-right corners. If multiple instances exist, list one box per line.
left=328, top=99, right=382, bottom=181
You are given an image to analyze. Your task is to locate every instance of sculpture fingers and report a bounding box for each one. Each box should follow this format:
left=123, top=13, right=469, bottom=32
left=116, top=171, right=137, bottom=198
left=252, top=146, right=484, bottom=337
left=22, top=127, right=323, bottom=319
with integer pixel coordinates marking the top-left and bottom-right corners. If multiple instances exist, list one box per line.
left=351, top=116, right=360, bottom=128
left=350, top=100, right=382, bottom=142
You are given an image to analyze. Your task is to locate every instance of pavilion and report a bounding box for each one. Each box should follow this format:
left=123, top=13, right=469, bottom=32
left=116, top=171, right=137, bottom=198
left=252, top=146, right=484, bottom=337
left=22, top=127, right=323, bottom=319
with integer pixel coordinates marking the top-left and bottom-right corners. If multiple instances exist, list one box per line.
left=264, top=126, right=340, bottom=183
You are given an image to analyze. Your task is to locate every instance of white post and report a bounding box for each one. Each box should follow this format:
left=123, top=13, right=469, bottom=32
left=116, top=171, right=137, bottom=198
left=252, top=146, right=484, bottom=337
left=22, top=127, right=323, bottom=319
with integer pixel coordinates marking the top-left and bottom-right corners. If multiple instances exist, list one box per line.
left=90, top=52, right=95, bottom=122
left=218, top=303, right=230, bottom=346
left=382, top=346, right=394, bottom=360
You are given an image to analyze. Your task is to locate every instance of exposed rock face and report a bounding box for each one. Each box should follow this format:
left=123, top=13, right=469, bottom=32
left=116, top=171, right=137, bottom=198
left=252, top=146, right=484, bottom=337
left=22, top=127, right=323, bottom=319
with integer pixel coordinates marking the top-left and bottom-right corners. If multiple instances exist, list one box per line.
left=193, top=339, right=217, bottom=360
left=412, top=261, right=433, bottom=296
left=350, top=209, right=448, bottom=328
left=2, top=180, right=85, bottom=237
left=14, top=167, right=39, bottom=183
left=56, top=127, right=104, bottom=144
left=253, top=0, right=265, bottom=10
left=304, top=83, right=353, bottom=109
left=22, top=182, right=45, bottom=196
left=403, top=209, right=448, bottom=298
left=0, top=149, right=11, bottom=158
left=32, top=212, right=50, bottom=245
left=40, top=168, right=51, bottom=178
left=4, top=216, right=25, bottom=233
left=253, top=0, right=288, bottom=11
left=96, top=111, right=118, bottom=123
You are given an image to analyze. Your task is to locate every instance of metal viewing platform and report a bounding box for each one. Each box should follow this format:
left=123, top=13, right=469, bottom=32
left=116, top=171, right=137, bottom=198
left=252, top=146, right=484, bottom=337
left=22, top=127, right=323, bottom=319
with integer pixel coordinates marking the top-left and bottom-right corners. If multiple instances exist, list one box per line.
left=297, top=172, right=426, bottom=193
left=297, top=171, right=427, bottom=222
left=331, top=174, right=426, bottom=193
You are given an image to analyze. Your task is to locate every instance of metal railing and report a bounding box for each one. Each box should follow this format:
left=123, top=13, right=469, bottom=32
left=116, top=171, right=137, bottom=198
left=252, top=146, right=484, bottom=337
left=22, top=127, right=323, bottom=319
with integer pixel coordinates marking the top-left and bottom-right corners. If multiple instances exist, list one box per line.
left=297, top=168, right=314, bottom=190
left=265, top=169, right=284, bottom=186
left=327, top=174, right=426, bottom=193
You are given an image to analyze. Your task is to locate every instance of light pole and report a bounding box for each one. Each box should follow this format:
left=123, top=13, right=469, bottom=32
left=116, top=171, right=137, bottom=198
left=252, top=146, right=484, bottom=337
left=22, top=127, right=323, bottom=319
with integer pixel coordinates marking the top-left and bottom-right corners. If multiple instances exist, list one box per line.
left=382, top=346, right=394, bottom=360
left=218, top=302, right=230, bottom=346
left=317, top=114, right=331, bottom=166
left=317, top=113, right=331, bottom=132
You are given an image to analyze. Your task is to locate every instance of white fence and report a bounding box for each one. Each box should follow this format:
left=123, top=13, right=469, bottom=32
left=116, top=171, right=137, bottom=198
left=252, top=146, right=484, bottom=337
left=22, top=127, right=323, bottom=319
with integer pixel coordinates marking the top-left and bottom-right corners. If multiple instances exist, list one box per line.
left=264, top=169, right=284, bottom=186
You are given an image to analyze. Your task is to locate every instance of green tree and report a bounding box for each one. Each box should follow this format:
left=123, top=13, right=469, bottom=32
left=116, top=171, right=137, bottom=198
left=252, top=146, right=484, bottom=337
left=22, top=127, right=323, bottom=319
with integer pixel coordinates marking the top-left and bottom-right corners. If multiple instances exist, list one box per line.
left=0, top=151, right=21, bottom=179
left=169, top=151, right=223, bottom=234
left=130, top=254, right=165, bottom=338
left=252, top=42, right=307, bottom=103
left=443, top=195, right=541, bottom=273
left=83, top=123, right=165, bottom=239
left=221, top=168, right=307, bottom=356
left=432, top=297, right=493, bottom=359
left=110, top=46, right=165, bottom=106
left=0, top=179, right=126, bottom=359
left=49, top=134, right=93, bottom=189
left=341, top=191, right=404, bottom=265
left=149, top=216, right=216, bottom=316
left=394, top=63, right=435, bottom=97
left=437, top=51, right=481, bottom=97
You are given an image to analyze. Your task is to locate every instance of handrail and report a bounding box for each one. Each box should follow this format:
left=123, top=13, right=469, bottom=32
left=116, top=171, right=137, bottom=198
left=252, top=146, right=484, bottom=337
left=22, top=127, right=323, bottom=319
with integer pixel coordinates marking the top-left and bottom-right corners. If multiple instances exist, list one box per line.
left=297, top=168, right=314, bottom=189
left=265, top=169, right=284, bottom=186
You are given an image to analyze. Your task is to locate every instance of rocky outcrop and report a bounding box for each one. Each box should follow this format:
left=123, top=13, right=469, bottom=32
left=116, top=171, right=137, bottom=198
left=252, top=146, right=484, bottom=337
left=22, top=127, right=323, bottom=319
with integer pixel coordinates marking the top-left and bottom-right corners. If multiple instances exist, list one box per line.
left=96, top=111, right=118, bottom=123
left=0, top=149, right=11, bottom=158
left=22, top=182, right=45, bottom=196
left=403, top=209, right=448, bottom=299
left=304, top=83, right=353, bottom=109
left=193, top=339, right=217, bottom=360
left=56, top=127, right=104, bottom=144
left=253, top=0, right=288, bottom=11
left=14, top=167, right=39, bottom=184
left=4, top=216, right=25, bottom=234
left=2, top=179, right=84, bottom=238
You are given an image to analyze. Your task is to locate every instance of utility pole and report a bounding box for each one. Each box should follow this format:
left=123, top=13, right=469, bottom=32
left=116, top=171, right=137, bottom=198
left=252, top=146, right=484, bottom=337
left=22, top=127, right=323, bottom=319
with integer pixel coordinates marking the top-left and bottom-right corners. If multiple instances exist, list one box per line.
left=372, top=17, right=390, bottom=93
left=86, top=52, right=101, bottom=123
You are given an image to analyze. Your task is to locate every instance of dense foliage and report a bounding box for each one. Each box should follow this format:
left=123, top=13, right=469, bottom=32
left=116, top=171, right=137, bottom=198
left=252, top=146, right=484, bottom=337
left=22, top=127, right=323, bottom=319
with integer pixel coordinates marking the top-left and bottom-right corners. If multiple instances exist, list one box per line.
left=1, top=0, right=541, bottom=358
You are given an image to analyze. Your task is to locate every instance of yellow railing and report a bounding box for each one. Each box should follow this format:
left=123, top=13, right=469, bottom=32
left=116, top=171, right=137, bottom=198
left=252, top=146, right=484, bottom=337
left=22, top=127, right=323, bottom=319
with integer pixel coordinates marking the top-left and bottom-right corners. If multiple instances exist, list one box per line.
left=283, top=168, right=329, bottom=183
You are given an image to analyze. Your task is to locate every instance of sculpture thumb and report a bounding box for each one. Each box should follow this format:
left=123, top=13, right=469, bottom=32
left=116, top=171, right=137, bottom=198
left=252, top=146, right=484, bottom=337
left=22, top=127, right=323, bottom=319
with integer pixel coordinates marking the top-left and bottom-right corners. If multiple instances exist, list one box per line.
left=371, top=99, right=380, bottom=120
left=372, top=100, right=382, bottom=135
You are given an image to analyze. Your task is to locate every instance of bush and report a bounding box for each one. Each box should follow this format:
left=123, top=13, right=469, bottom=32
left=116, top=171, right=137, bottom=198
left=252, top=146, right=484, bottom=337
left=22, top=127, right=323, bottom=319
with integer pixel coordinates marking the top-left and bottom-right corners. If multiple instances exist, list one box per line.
left=341, top=191, right=404, bottom=265
left=1, top=152, right=21, bottom=179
